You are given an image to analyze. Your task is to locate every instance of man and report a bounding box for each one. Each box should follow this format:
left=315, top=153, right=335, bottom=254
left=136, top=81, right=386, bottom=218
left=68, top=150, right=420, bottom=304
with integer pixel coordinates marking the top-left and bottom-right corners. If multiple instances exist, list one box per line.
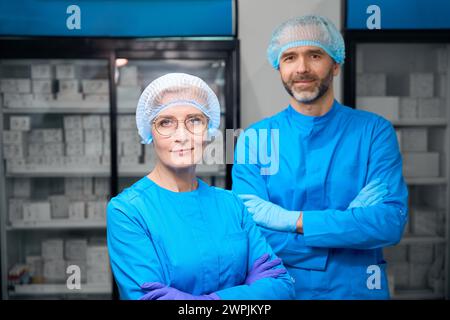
left=232, top=15, right=408, bottom=299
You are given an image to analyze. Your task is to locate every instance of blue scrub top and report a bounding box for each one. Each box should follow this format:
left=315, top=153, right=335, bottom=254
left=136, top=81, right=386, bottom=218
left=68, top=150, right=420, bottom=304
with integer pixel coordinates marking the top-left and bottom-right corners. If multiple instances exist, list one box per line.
left=232, top=100, right=408, bottom=299
left=107, top=176, right=295, bottom=300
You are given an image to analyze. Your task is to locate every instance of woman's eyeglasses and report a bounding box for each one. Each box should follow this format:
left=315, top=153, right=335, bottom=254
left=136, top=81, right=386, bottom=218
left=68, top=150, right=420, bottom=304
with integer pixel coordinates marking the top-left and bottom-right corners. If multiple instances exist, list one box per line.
left=152, top=114, right=209, bottom=137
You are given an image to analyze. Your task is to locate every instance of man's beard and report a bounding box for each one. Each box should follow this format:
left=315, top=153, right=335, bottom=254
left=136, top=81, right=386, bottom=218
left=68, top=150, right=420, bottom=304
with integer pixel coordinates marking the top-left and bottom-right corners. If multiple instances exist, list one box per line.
left=283, top=68, right=334, bottom=104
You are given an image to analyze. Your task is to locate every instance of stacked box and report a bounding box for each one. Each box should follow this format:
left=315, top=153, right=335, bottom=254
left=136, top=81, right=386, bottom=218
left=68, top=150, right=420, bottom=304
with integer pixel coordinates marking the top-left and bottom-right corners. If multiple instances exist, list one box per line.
left=10, top=116, right=31, bottom=131
left=32, top=79, right=53, bottom=93
left=436, top=75, right=447, bottom=98
left=65, top=239, right=87, bottom=260
left=83, top=94, right=109, bottom=103
left=118, top=115, right=135, bottom=130
left=83, top=178, right=93, bottom=196
left=86, top=245, right=111, bottom=284
left=56, top=64, right=76, bottom=79
left=49, top=195, right=69, bottom=219
left=66, top=142, right=84, bottom=156
left=391, top=263, right=409, bottom=289
left=94, top=178, right=109, bottom=197
left=397, top=128, right=427, bottom=152
left=8, top=198, right=25, bottom=224
left=418, top=98, right=444, bottom=118
left=84, top=142, right=102, bottom=156
left=28, top=130, right=45, bottom=143
left=64, top=116, right=83, bottom=130
left=58, top=79, right=79, bottom=95
left=13, top=178, right=31, bottom=198
left=118, top=66, right=138, bottom=86
left=28, top=143, right=46, bottom=157
left=23, top=201, right=51, bottom=221
left=42, top=129, right=63, bottom=143
left=0, top=79, right=31, bottom=93
left=412, top=207, right=438, bottom=236
left=43, top=260, right=66, bottom=283
left=64, top=129, right=84, bottom=143
left=65, top=178, right=84, bottom=197
left=26, top=255, right=44, bottom=280
left=409, top=244, right=434, bottom=264
left=81, top=80, right=109, bottom=94
left=31, top=64, right=52, bottom=79
left=409, top=263, right=430, bottom=289
left=82, top=115, right=101, bottom=129
left=66, top=260, right=87, bottom=283
left=402, top=152, right=439, bottom=177
left=44, top=143, right=64, bottom=157
left=119, top=156, right=139, bottom=167
left=32, top=93, right=54, bottom=107
left=68, top=201, right=86, bottom=220
left=3, top=130, right=27, bottom=145
left=410, top=73, right=434, bottom=98
left=84, top=129, right=103, bottom=145
left=356, top=96, right=400, bottom=121
left=101, top=115, right=110, bottom=131
left=42, top=239, right=64, bottom=260
left=3, top=144, right=26, bottom=159
left=399, top=98, right=418, bottom=119
left=86, top=201, right=107, bottom=221
left=3, top=93, right=33, bottom=108
left=356, top=73, right=386, bottom=96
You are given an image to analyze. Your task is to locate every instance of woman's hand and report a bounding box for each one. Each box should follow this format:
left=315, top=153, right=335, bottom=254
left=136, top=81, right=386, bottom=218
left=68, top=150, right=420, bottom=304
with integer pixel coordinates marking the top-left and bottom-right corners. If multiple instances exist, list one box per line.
left=244, top=253, right=287, bottom=285
left=139, top=282, right=219, bottom=300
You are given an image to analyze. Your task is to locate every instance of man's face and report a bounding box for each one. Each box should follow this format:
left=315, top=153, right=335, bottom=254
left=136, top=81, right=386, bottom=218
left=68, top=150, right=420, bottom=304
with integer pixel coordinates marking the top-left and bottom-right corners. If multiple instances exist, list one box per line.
left=279, top=46, right=340, bottom=104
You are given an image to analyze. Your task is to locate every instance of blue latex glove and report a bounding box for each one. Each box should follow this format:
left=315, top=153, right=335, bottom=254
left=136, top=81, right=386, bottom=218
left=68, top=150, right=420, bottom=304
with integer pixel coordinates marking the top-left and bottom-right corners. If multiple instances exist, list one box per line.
left=238, top=194, right=300, bottom=232
left=139, top=282, right=220, bottom=300
left=245, top=253, right=287, bottom=285
left=347, top=179, right=389, bottom=209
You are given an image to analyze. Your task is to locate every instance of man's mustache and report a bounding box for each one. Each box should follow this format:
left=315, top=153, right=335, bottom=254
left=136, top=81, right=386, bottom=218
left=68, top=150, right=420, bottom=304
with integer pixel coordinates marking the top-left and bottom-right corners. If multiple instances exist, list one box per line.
left=290, top=74, right=318, bottom=82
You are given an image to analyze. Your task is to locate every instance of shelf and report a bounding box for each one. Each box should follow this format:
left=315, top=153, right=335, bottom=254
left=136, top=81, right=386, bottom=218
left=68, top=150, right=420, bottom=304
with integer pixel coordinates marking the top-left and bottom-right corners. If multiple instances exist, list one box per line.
left=119, top=164, right=226, bottom=177
left=7, top=220, right=106, bottom=230
left=6, top=167, right=110, bottom=178
left=3, top=106, right=109, bottom=114
left=399, top=236, right=446, bottom=245
left=405, top=177, right=447, bottom=185
left=392, top=289, right=444, bottom=300
left=392, top=119, right=447, bottom=127
left=10, top=284, right=112, bottom=296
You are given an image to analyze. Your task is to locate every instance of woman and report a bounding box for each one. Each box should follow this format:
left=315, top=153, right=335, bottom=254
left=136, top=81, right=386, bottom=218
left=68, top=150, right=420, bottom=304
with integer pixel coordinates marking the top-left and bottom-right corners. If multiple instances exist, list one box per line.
left=107, top=73, right=295, bottom=300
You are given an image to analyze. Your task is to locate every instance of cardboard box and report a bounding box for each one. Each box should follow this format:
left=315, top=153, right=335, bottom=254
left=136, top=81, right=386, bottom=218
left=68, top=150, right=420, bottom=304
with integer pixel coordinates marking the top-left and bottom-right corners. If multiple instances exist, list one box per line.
left=119, top=156, right=139, bottom=167
left=410, top=73, right=434, bottom=98
left=28, top=143, right=46, bottom=157
left=58, top=79, right=79, bottom=95
left=42, top=239, right=64, bottom=260
left=84, top=129, right=103, bottom=145
left=0, top=79, right=31, bottom=93
left=8, top=198, right=25, bottom=224
left=64, top=129, right=84, bottom=143
left=10, top=116, right=31, bottom=131
left=86, top=245, right=109, bottom=267
left=3, top=93, right=33, bottom=108
left=121, top=141, right=142, bottom=157
left=418, top=98, right=444, bottom=118
left=399, top=98, right=418, bottom=119
left=398, top=128, right=427, bottom=152
left=65, top=239, right=87, bottom=260
left=101, top=115, right=110, bottom=131
left=44, top=143, right=64, bottom=157
left=32, top=80, right=53, bottom=93
left=85, top=142, right=102, bottom=156
left=402, top=152, right=439, bottom=178
left=118, top=116, right=136, bottom=130
left=28, top=130, right=45, bottom=143
left=31, top=64, right=52, bottom=79
left=42, top=129, right=63, bottom=143
left=13, top=178, right=31, bottom=198
left=82, top=115, right=101, bottom=129
left=412, top=207, right=438, bottom=236
left=3, top=144, right=26, bottom=159
left=65, top=178, right=84, bottom=197
left=56, top=92, right=83, bottom=101
left=56, top=64, right=76, bottom=79
left=23, top=201, right=51, bottom=221
left=3, top=130, right=27, bottom=145
left=356, top=96, right=400, bottom=121
left=86, top=201, right=107, bottom=221
left=64, top=116, right=83, bottom=130
left=68, top=201, right=86, bottom=220
left=49, top=195, right=69, bottom=219
left=65, top=142, right=84, bottom=156
left=356, top=73, right=386, bottom=96
left=81, top=79, right=109, bottom=94
left=94, top=178, right=109, bottom=197
left=32, top=93, right=54, bottom=107
left=43, top=259, right=66, bottom=283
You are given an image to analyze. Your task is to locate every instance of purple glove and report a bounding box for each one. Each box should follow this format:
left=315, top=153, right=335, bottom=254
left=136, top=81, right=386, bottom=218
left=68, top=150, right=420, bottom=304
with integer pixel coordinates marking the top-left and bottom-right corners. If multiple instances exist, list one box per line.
left=245, top=253, right=287, bottom=285
left=139, top=282, right=220, bottom=300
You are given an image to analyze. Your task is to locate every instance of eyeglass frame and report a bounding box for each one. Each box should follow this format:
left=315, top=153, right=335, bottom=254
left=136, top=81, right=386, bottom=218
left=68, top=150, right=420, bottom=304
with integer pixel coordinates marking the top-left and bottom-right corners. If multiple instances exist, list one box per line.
left=151, top=114, right=210, bottom=137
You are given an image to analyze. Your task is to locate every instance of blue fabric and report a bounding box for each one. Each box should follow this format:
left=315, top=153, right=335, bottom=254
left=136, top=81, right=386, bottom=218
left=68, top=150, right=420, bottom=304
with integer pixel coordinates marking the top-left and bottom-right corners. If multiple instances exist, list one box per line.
left=232, top=100, right=408, bottom=299
left=107, top=177, right=295, bottom=300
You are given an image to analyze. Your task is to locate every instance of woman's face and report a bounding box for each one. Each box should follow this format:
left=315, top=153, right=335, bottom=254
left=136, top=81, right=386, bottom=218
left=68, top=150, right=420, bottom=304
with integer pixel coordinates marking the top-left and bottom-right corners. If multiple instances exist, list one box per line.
left=151, top=105, right=209, bottom=169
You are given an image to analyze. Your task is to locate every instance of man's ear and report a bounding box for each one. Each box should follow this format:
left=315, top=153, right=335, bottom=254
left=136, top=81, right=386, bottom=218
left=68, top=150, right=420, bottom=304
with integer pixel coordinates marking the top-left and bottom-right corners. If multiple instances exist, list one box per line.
left=333, top=62, right=340, bottom=76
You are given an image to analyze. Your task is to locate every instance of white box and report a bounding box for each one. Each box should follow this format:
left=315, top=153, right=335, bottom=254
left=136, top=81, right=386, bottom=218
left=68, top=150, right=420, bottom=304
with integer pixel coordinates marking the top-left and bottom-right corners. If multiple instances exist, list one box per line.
left=10, top=116, right=31, bottom=131
left=43, top=260, right=66, bottom=283
left=49, top=195, right=69, bottom=219
left=399, top=98, right=418, bottom=119
left=64, top=116, right=83, bottom=130
left=65, top=239, right=87, bottom=260
left=56, top=92, right=83, bottom=101
left=42, top=239, right=64, bottom=260
left=101, top=155, right=111, bottom=166
left=84, top=129, right=103, bottom=145
left=409, top=244, right=434, bottom=264
left=66, top=142, right=84, bottom=156
left=3, top=144, right=26, bottom=159
left=94, top=178, right=109, bottom=196
left=82, top=115, right=101, bottom=129
left=31, top=64, right=52, bottom=79
left=58, top=79, right=79, bottom=94
left=28, top=143, right=46, bottom=157
left=23, top=201, right=51, bottom=221
left=118, top=116, right=136, bottom=130
left=409, top=263, right=430, bottom=289
left=118, top=66, right=138, bottom=86
left=403, top=152, right=439, bottom=178
left=44, top=143, right=64, bottom=157
left=3, top=93, right=33, bottom=108
left=66, top=260, right=87, bottom=282
left=357, top=96, right=400, bottom=121
left=64, top=129, right=84, bottom=143
left=85, top=142, right=102, bottom=156
left=410, top=73, right=434, bottom=98
left=56, top=64, right=76, bottom=79
left=87, top=245, right=109, bottom=266
left=81, top=79, right=109, bottom=94
left=65, top=178, right=84, bottom=197
left=48, top=156, right=65, bottom=168
left=117, top=85, right=141, bottom=101
left=418, top=98, right=444, bottom=118
left=83, top=178, right=93, bottom=196
left=398, top=128, right=427, bottom=152
left=13, top=178, right=31, bottom=198
left=3, top=130, right=27, bottom=145
left=121, top=142, right=142, bottom=157
left=68, top=201, right=86, bottom=220
left=28, top=130, right=45, bottom=143
left=32, top=79, right=53, bottom=93
left=412, top=207, right=438, bottom=236
left=119, top=156, right=139, bottom=167
left=357, top=73, right=386, bottom=96
left=9, top=198, right=25, bottom=224
left=43, top=129, right=63, bottom=143
left=0, top=79, right=31, bottom=93
left=101, top=115, right=110, bottom=131
left=32, top=93, right=54, bottom=107
left=86, top=201, right=107, bottom=221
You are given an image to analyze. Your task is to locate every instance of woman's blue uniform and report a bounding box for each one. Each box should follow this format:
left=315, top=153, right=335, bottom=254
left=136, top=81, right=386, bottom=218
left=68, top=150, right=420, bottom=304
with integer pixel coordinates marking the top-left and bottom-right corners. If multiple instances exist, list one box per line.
left=232, top=100, right=408, bottom=299
left=107, top=177, right=295, bottom=300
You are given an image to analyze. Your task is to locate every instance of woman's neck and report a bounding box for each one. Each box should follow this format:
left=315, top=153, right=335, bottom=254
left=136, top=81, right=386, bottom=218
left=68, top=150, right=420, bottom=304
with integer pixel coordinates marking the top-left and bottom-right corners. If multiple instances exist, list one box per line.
left=148, top=162, right=198, bottom=192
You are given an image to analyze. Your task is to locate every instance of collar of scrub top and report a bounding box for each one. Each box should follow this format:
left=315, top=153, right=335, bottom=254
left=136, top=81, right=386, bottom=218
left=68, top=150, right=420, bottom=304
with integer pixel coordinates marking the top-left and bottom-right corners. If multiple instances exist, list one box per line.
left=287, top=99, right=341, bottom=135
left=142, top=175, right=206, bottom=196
